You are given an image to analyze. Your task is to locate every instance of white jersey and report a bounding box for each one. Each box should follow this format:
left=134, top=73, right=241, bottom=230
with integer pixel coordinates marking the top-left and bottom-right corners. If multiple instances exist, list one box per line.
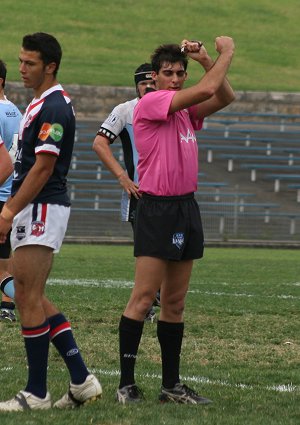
left=97, top=98, right=138, bottom=222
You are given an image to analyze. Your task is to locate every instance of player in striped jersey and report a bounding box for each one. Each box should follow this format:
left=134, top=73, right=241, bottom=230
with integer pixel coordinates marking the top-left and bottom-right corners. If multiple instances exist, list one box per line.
left=0, top=32, right=101, bottom=412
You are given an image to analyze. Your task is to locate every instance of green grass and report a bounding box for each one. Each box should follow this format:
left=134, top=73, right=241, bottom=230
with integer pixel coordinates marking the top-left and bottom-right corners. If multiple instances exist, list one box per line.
left=1, top=0, right=300, bottom=91
left=0, top=245, right=299, bottom=424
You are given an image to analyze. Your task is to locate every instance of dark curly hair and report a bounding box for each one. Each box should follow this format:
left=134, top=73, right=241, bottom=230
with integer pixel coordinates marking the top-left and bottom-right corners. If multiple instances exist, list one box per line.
left=151, top=44, right=188, bottom=74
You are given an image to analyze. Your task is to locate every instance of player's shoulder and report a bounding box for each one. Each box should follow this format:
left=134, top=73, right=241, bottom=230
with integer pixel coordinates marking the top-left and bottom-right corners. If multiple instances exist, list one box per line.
left=0, top=99, right=21, bottom=119
left=113, top=98, right=138, bottom=114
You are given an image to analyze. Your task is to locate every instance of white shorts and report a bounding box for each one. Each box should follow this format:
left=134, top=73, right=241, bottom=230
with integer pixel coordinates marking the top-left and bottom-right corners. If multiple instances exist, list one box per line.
left=11, top=203, right=70, bottom=253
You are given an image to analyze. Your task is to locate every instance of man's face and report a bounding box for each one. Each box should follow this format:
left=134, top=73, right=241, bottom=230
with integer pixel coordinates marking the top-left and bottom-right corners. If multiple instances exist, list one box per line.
left=153, top=61, right=187, bottom=91
left=137, top=79, right=156, bottom=98
left=19, top=48, right=48, bottom=93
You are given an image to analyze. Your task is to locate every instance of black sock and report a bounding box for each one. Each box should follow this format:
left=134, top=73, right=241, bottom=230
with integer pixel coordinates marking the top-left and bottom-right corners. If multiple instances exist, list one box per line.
left=0, top=301, right=15, bottom=310
left=157, top=320, right=184, bottom=388
left=119, top=315, right=144, bottom=388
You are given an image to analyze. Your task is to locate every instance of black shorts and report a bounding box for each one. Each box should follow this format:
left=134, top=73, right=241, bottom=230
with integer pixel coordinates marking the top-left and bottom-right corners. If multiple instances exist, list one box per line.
left=0, top=201, right=11, bottom=258
left=134, top=193, right=204, bottom=261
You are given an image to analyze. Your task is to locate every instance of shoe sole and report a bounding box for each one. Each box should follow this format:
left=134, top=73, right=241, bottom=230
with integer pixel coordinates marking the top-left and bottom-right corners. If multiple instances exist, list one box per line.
left=159, top=393, right=211, bottom=405
left=81, top=393, right=102, bottom=406
left=54, top=393, right=102, bottom=409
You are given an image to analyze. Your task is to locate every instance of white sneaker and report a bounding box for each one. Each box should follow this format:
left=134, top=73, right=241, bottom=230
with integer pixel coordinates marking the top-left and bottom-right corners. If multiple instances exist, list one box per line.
left=0, top=390, right=51, bottom=411
left=54, top=374, right=102, bottom=409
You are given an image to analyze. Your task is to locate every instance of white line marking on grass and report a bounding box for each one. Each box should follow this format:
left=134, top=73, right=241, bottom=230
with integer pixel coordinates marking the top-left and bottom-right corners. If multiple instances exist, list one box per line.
left=48, top=279, right=299, bottom=299
left=89, top=368, right=300, bottom=394
left=47, top=278, right=133, bottom=288
left=1, top=366, right=298, bottom=394
left=189, top=290, right=300, bottom=300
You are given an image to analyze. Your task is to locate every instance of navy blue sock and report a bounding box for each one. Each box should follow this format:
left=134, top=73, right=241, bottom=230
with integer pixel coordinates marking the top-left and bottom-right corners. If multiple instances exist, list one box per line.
left=49, top=313, right=89, bottom=384
left=23, top=320, right=50, bottom=398
left=157, top=320, right=184, bottom=388
left=119, top=315, right=144, bottom=388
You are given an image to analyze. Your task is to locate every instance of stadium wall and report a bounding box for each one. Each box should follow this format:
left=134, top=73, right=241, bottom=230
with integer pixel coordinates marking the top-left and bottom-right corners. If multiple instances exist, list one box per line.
left=5, top=82, right=300, bottom=120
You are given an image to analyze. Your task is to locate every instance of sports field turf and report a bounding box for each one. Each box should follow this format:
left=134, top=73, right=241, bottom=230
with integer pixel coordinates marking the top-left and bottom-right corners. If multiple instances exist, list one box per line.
left=1, top=0, right=300, bottom=91
left=0, top=245, right=298, bottom=424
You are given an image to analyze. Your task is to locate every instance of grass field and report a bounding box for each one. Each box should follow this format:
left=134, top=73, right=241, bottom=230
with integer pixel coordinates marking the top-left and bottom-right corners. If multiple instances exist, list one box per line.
left=1, top=0, right=300, bottom=91
left=0, top=245, right=299, bottom=424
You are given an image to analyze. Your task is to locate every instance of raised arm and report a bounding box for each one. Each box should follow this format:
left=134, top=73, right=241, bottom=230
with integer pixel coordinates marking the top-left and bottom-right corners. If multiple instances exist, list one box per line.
left=170, top=36, right=235, bottom=116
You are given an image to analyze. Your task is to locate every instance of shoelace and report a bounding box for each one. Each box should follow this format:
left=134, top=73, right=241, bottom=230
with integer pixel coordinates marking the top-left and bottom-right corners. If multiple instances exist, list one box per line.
left=179, top=384, right=198, bottom=397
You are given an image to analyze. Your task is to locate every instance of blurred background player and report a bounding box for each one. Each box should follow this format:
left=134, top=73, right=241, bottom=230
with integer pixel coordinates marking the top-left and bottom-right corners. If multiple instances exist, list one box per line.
left=0, top=60, right=22, bottom=322
left=93, top=63, right=160, bottom=322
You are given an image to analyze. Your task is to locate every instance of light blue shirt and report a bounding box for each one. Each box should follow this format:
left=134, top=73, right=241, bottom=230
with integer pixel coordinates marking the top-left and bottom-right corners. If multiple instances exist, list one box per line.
left=0, top=97, right=22, bottom=201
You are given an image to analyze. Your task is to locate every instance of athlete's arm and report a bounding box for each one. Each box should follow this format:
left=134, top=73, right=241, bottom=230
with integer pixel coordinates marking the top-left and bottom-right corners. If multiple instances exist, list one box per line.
left=190, top=41, right=235, bottom=118
left=0, top=153, right=56, bottom=224
left=169, top=36, right=235, bottom=115
left=93, top=134, right=140, bottom=199
left=0, top=143, right=13, bottom=186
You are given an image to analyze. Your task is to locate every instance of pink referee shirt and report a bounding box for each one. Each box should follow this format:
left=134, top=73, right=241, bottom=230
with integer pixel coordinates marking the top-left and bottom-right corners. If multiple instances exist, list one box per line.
left=133, top=90, right=203, bottom=196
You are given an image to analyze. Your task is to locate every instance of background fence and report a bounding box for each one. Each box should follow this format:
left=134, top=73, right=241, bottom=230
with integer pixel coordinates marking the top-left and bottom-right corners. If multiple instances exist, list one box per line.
left=65, top=111, right=300, bottom=244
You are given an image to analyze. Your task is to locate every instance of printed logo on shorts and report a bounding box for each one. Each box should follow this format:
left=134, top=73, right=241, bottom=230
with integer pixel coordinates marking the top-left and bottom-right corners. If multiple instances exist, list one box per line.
left=38, top=122, right=64, bottom=142
left=31, top=221, right=45, bottom=237
left=172, top=232, right=184, bottom=249
left=16, top=226, right=26, bottom=240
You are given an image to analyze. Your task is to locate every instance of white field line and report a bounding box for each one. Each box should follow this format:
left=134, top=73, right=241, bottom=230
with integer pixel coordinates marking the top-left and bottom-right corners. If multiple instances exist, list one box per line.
left=89, top=368, right=299, bottom=394
left=47, top=278, right=300, bottom=300
left=2, top=366, right=296, bottom=394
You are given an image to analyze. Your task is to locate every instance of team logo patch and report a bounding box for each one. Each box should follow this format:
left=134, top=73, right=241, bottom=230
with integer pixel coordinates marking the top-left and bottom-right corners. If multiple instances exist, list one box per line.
left=16, top=226, right=26, bottom=240
left=31, top=221, right=45, bottom=237
left=38, top=123, right=64, bottom=142
left=38, top=123, right=52, bottom=141
left=172, top=232, right=184, bottom=249
left=180, top=128, right=197, bottom=144
left=50, top=123, right=64, bottom=142
left=106, top=113, right=119, bottom=127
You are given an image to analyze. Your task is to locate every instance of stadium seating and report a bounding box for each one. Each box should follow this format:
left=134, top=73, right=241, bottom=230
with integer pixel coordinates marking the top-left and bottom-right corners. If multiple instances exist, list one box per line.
left=64, top=112, right=300, bottom=242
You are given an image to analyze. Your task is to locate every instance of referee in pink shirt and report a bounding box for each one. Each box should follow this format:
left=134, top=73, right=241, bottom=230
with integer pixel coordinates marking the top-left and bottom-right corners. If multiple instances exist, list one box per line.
left=116, top=37, right=235, bottom=405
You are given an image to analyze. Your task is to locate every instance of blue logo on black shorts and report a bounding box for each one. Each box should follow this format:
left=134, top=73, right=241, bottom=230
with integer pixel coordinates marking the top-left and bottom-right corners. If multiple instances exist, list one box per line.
left=172, top=232, right=184, bottom=249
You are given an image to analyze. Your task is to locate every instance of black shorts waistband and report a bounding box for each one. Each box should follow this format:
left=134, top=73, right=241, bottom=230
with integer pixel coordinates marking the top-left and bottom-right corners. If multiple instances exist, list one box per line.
left=142, top=192, right=194, bottom=201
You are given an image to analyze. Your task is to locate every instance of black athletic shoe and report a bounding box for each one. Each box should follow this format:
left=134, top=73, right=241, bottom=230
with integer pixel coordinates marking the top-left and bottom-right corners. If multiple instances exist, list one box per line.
left=159, top=383, right=212, bottom=404
left=0, top=309, right=16, bottom=322
left=116, top=384, right=144, bottom=404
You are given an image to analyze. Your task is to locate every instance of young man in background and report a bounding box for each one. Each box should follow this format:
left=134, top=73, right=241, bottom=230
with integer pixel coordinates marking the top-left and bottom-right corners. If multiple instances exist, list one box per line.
left=93, top=63, right=159, bottom=322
